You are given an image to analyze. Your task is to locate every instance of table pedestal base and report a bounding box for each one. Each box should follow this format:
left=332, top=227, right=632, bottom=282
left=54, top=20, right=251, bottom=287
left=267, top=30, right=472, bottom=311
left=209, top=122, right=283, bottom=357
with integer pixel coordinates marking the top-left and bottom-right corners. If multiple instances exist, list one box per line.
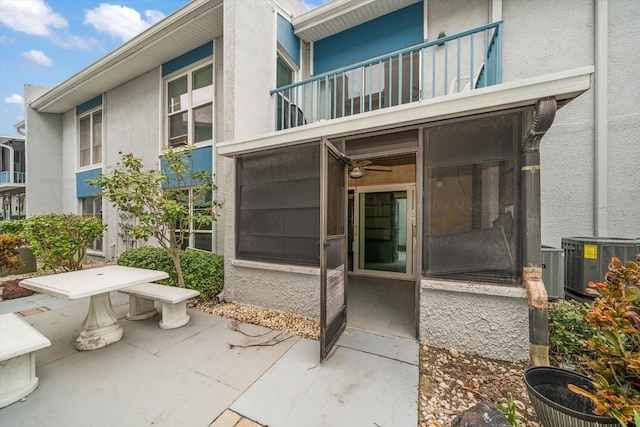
left=75, top=293, right=123, bottom=351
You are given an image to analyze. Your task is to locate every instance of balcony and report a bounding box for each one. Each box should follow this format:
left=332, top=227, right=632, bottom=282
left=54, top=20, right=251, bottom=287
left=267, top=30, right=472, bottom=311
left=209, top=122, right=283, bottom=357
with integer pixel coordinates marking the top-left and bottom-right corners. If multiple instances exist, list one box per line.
left=0, top=171, right=26, bottom=190
left=272, top=21, right=502, bottom=131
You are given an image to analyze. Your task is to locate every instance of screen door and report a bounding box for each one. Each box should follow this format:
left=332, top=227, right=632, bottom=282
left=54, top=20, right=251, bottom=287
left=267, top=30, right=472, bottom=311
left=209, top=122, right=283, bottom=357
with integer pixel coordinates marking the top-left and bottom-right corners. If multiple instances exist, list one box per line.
left=320, top=138, right=348, bottom=361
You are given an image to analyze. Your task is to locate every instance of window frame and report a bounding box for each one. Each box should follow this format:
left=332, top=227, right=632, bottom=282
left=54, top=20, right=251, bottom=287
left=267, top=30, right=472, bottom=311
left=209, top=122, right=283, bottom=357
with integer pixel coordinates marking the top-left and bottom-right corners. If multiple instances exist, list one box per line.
left=170, top=187, right=214, bottom=252
left=77, top=108, right=103, bottom=169
left=422, top=113, right=521, bottom=284
left=236, top=144, right=321, bottom=266
left=79, top=196, right=104, bottom=253
left=164, top=59, right=214, bottom=149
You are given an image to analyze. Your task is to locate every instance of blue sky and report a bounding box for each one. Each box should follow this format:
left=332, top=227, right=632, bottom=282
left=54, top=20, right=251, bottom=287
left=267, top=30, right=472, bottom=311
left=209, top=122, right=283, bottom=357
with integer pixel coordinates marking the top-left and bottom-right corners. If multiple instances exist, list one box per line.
left=0, top=0, right=328, bottom=137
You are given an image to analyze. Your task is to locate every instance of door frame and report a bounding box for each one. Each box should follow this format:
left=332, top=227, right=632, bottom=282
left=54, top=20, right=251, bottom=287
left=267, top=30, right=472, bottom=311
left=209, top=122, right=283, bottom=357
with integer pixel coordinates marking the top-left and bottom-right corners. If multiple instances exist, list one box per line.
left=352, top=183, right=416, bottom=280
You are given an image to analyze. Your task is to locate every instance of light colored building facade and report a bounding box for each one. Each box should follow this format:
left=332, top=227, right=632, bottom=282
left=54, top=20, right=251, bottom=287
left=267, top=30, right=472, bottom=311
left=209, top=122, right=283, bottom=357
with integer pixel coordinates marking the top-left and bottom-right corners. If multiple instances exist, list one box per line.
left=0, top=133, right=26, bottom=221
left=23, top=0, right=639, bottom=362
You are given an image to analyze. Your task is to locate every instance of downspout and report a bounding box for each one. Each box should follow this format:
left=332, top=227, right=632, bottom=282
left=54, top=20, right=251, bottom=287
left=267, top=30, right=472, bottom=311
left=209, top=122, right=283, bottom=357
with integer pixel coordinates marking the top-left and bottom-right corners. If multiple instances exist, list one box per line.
left=595, top=0, right=608, bottom=237
left=522, top=97, right=557, bottom=366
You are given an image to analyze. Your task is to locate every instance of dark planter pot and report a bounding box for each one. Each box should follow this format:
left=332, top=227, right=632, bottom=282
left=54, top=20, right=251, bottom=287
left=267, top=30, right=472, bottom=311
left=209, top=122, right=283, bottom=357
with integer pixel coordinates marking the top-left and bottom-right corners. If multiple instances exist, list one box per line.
left=524, top=366, right=619, bottom=427
left=0, top=248, right=37, bottom=277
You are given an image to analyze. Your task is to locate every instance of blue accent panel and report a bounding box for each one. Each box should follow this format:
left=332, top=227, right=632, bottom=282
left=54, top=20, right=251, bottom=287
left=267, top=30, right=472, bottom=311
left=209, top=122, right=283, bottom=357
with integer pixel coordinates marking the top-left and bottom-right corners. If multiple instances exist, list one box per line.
left=162, top=42, right=214, bottom=77
left=162, top=146, right=213, bottom=188
left=76, top=95, right=102, bottom=116
left=277, top=13, right=300, bottom=67
left=314, top=2, right=423, bottom=74
left=76, top=168, right=102, bottom=198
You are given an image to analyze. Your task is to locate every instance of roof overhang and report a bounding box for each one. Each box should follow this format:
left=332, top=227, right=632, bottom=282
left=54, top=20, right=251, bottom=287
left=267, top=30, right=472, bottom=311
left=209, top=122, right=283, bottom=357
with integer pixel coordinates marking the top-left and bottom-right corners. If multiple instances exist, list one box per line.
left=30, top=0, right=223, bottom=114
left=293, top=0, right=421, bottom=42
left=218, top=66, right=594, bottom=157
left=0, top=135, right=25, bottom=145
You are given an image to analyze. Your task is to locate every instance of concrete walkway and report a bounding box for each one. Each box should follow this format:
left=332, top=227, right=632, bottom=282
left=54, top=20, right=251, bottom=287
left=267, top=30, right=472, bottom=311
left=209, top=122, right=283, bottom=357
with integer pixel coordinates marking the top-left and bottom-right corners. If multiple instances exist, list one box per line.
left=0, top=292, right=418, bottom=427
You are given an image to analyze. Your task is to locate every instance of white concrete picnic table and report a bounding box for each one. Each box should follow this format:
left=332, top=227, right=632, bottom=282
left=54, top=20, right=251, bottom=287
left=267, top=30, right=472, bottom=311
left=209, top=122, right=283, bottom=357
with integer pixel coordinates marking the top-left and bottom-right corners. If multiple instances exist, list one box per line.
left=19, top=266, right=168, bottom=350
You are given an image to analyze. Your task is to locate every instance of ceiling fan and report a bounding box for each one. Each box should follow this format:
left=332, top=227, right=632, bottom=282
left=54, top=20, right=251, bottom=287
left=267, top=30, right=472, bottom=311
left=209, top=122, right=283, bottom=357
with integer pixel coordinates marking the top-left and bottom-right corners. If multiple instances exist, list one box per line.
left=348, top=160, right=392, bottom=179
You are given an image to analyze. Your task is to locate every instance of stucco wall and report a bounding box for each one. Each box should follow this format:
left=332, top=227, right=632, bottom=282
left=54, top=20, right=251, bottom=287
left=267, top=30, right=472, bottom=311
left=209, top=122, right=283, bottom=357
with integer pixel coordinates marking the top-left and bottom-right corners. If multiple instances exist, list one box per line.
left=426, top=0, right=488, bottom=41
left=503, top=0, right=596, bottom=247
left=214, top=37, right=226, bottom=254
left=219, top=0, right=320, bottom=318
left=102, top=69, right=162, bottom=259
left=420, top=280, right=529, bottom=362
left=224, top=0, right=276, bottom=141
left=503, top=0, right=640, bottom=244
left=605, top=0, right=640, bottom=238
left=60, top=110, right=77, bottom=213
left=24, top=85, right=63, bottom=216
left=226, top=260, right=320, bottom=319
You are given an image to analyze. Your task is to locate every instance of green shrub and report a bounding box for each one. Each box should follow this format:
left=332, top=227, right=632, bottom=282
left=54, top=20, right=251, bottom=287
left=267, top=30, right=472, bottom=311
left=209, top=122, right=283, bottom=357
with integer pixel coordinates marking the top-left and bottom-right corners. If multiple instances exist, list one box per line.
left=0, top=214, right=106, bottom=272
left=549, top=299, right=598, bottom=369
left=117, top=246, right=223, bottom=299
left=117, top=246, right=174, bottom=284
left=180, top=249, right=224, bottom=300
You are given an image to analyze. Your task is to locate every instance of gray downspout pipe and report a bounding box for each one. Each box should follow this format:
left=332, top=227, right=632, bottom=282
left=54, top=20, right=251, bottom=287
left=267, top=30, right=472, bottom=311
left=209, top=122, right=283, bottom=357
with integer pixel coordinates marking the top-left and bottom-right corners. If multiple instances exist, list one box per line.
left=522, top=97, right=557, bottom=366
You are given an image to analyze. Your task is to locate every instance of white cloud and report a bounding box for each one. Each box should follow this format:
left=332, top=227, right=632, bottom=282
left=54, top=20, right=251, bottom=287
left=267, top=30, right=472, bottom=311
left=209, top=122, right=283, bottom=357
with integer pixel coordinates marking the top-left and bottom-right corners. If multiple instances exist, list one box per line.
left=51, top=33, right=98, bottom=50
left=0, top=35, right=15, bottom=44
left=145, top=10, right=165, bottom=25
left=0, top=0, right=67, bottom=36
left=5, top=94, right=25, bottom=110
left=21, top=49, right=53, bottom=67
left=84, top=4, right=166, bottom=42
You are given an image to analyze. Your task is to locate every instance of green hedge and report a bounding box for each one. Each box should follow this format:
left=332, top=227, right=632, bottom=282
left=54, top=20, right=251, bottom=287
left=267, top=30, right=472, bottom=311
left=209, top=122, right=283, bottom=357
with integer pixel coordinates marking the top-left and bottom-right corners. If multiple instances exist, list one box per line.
left=117, top=246, right=223, bottom=299
left=548, top=299, right=597, bottom=369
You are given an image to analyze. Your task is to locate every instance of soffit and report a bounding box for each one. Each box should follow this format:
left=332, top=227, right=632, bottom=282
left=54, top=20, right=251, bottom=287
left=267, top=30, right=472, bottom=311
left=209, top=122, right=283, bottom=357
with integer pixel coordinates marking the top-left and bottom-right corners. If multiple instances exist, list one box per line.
left=293, top=0, right=421, bottom=42
left=32, top=0, right=223, bottom=114
left=218, top=66, right=594, bottom=156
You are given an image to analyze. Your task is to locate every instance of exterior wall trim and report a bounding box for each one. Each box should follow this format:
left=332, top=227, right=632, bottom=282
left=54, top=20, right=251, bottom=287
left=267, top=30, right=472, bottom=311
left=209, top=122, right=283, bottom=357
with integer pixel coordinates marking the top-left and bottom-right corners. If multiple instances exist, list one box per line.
left=420, top=279, right=526, bottom=298
left=232, top=258, right=320, bottom=276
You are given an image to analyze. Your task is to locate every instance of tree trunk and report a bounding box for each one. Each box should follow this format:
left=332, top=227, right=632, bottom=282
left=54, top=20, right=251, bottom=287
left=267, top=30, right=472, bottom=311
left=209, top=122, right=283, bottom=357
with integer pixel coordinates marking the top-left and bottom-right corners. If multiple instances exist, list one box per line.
left=167, top=248, right=185, bottom=288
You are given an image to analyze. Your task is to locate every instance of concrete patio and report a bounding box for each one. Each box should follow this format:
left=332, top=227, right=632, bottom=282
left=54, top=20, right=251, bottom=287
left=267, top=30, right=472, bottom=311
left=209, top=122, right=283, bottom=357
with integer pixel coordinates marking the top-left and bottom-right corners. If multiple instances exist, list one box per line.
left=0, top=291, right=418, bottom=426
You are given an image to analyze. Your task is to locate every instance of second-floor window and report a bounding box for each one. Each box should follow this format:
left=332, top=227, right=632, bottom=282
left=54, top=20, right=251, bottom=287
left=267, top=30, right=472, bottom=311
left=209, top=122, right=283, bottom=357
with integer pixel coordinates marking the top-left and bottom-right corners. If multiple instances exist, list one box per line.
left=79, top=110, right=102, bottom=167
left=166, top=63, right=213, bottom=148
left=277, top=55, right=293, bottom=88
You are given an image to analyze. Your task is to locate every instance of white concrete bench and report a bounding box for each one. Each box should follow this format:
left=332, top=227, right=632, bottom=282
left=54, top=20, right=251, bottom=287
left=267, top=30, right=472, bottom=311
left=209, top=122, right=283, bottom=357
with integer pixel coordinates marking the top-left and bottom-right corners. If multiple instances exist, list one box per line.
left=0, top=313, right=51, bottom=408
left=118, top=283, right=199, bottom=329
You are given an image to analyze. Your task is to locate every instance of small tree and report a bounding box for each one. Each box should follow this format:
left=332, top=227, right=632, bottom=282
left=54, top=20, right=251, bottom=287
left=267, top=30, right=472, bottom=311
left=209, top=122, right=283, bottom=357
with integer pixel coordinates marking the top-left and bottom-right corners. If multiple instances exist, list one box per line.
left=90, top=148, right=221, bottom=288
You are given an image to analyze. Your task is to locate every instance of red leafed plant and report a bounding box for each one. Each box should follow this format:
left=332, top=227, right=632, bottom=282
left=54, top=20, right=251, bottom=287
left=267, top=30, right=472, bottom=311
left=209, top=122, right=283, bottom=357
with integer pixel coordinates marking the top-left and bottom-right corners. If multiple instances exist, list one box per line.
left=568, top=255, right=640, bottom=425
left=0, top=234, right=25, bottom=273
